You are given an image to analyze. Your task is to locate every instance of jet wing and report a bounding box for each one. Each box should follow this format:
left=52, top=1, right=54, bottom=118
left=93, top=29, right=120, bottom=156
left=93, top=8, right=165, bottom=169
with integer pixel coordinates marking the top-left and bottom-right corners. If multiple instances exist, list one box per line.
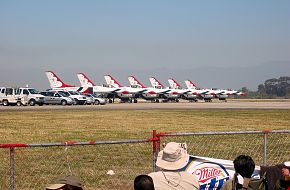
left=200, top=90, right=209, bottom=94
left=137, top=89, right=148, bottom=94
left=182, top=90, right=192, bottom=94
left=162, top=89, right=171, bottom=94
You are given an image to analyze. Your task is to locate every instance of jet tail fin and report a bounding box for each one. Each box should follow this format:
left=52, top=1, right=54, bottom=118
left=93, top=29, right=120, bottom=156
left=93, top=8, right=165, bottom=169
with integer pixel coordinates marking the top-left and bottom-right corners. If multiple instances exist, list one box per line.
left=184, top=80, right=198, bottom=89
left=128, top=76, right=146, bottom=88
left=168, top=78, right=181, bottom=89
left=45, top=71, right=74, bottom=88
left=77, top=73, right=96, bottom=87
left=104, top=75, right=123, bottom=88
left=149, top=77, right=164, bottom=88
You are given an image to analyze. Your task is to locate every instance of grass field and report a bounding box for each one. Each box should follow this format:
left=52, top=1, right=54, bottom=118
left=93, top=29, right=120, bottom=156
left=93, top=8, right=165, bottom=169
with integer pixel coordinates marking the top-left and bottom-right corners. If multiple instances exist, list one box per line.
left=0, top=109, right=289, bottom=143
left=0, top=109, right=289, bottom=189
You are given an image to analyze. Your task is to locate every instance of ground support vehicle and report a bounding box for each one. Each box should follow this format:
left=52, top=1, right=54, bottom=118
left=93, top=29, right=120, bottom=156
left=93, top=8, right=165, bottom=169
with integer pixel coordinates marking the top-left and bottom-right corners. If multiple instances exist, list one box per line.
left=17, top=95, right=29, bottom=106
left=0, top=87, right=28, bottom=106
left=18, top=87, right=45, bottom=106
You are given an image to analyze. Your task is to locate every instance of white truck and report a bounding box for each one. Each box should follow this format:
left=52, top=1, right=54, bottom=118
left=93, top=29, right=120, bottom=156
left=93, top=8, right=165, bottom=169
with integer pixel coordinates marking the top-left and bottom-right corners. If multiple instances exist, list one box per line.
left=18, top=87, right=45, bottom=106
left=0, top=87, right=28, bottom=106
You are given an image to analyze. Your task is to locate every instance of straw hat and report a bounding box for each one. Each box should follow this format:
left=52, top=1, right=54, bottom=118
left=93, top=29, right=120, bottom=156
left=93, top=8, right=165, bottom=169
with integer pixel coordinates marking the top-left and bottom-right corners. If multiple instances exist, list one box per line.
left=156, top=142, right=189, bottom=170
left=46, top=175, right=83, bottom=189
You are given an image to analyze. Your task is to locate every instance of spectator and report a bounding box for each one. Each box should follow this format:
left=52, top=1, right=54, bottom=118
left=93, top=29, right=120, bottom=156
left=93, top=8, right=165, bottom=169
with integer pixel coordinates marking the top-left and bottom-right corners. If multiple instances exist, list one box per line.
left=46, top=175, right=83, bottom=190
left=276, top=162, right=290, bottom=190
left=261, top=161, right=290, bottom=190
left=148, top=142, right=199, bottom=190
left=134, top=174, right=155, bottom=190
left=282, top=163, right=290, bottom=180
left=222, top=155, right=256, bottom=190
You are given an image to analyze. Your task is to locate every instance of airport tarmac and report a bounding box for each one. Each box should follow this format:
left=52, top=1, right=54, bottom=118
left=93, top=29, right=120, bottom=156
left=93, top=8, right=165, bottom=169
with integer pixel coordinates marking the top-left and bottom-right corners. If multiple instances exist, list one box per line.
left=1, top=100, right=290, bottom=111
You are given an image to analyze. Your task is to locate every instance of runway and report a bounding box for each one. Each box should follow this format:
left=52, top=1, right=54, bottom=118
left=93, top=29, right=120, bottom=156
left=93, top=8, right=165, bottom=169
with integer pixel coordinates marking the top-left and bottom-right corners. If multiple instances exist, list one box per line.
left=1, top=99, right=290, bottom=111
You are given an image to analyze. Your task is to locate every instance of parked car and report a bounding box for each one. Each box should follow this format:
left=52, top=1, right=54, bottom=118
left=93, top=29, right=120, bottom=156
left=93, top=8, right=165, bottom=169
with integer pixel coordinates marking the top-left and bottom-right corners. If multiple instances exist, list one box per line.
left=84, top=93, right=107, bottom=105
left=40, top=91, right=75, bottom=105
left=53, top=90, right=87, bottom=105
left=18, top=87, right=45, bottom=106
left=84, top=94, right=94, bottom=105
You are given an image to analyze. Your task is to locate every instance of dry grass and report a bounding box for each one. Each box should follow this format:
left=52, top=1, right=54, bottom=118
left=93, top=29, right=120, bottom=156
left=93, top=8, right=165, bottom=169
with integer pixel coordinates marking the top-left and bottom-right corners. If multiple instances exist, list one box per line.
left=0, top=109, right=289, bottom=143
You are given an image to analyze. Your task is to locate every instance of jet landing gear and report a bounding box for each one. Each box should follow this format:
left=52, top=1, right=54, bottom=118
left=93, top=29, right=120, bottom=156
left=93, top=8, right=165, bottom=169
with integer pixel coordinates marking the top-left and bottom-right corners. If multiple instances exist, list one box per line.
left=204, top=99, right=212, bottom=102
left=129, top=99, right=138, bottom=103
left=219, top=98, right=227, bottom=102
left=118, top=98, right=138, bottom=103
left=108, top=98, right=115, bottom=103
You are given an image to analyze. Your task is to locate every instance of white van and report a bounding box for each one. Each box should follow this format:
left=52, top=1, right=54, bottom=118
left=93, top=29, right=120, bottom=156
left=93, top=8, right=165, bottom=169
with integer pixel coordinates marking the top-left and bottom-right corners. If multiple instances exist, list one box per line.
left=18, top=87, right=45, bottom=106
left=0, top=87, right=28, bottom=106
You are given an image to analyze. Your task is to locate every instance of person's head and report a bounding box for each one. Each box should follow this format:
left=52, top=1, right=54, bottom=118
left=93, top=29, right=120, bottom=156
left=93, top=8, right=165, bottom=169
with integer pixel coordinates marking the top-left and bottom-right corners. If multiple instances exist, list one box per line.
left=282, top=162, right=290, bottom=177
left=233, top=155, right=255, bottom=178
left=156, top=142, right=189, bottom=171
left=46, top=175, right=83, bottom=190
left=134, top=175, right=155, bottom=190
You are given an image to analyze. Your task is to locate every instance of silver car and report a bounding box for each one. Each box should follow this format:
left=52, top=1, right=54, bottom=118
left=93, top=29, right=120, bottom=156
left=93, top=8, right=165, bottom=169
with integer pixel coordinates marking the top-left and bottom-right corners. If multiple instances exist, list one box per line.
left=84, top=94, right=107, bottom=105
left=40, top=91, right=74, bottom=105
left=84, top=94, right=94, bottom=105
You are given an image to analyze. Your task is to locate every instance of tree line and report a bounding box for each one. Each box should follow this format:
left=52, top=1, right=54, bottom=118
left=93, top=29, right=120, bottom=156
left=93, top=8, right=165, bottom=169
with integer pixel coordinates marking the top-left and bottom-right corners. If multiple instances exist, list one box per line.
left=240, top=76, right=290, bottom=98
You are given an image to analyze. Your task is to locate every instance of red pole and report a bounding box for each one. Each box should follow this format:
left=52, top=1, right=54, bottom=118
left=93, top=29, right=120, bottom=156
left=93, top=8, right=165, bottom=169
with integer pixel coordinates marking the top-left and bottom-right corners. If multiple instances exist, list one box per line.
left=10, top=147, right=15, bottom=190
left=152, top=130, right=160, bottom=172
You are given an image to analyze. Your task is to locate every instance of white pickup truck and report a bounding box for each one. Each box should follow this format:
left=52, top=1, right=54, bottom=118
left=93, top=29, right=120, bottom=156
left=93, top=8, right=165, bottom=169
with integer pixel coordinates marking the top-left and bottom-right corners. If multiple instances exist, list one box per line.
left=0, top=87, right=28, bottom=106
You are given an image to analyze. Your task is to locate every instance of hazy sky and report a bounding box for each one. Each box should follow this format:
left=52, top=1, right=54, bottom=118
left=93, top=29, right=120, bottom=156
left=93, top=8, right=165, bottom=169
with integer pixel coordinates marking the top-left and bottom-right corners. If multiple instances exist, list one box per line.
left=1, top=0, right=290, bottom=90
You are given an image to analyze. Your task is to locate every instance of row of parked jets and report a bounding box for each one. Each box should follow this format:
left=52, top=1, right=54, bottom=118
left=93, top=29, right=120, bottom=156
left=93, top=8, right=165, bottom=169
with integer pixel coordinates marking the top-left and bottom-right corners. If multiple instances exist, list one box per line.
left=46, top=71, right=245, bottom=103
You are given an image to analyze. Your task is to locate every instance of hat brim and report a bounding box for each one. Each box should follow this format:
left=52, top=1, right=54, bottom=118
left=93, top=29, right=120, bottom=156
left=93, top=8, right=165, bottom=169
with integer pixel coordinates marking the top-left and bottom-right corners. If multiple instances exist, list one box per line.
left=46, top=183, right=66, bottom=189
left=285, top=161, right=290, bottom=167
left=156, top=150, right=189, bottom=170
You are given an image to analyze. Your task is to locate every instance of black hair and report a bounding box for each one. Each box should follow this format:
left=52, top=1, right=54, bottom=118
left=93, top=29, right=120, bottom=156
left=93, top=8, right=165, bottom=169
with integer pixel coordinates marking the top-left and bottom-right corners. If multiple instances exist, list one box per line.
left=233, top=155, right=255, bottom=178
left=62, top=184, right=83, bottom=190
left=46, top=184, right=83, bottom=190
left=134, top=175, right=155, bottom=190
